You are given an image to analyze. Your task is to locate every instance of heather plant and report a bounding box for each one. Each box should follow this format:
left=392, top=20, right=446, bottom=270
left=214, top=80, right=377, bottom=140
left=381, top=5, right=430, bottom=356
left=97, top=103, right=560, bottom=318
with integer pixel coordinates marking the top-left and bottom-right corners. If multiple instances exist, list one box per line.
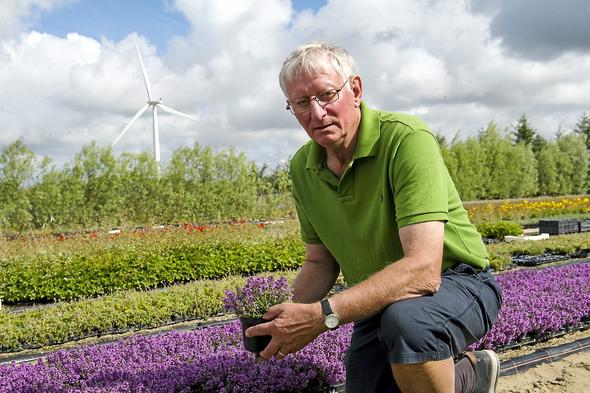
left=224, top=275, right=292, bottom=319
left=471, top=262, right=590, bottom=350
left=0, top=322, right=350, bottom=392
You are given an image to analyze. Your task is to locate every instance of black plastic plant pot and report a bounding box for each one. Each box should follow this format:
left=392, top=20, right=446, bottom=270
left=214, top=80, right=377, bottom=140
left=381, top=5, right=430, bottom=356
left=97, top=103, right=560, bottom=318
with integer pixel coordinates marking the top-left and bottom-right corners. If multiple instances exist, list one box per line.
left=239, top=317, right=271, bottom=353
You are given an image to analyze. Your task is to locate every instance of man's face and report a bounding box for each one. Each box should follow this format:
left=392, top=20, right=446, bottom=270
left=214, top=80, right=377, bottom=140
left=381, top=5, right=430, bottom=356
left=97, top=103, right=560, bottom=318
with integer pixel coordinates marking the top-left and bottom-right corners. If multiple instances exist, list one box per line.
left=286, top=72, right=362, bottom=150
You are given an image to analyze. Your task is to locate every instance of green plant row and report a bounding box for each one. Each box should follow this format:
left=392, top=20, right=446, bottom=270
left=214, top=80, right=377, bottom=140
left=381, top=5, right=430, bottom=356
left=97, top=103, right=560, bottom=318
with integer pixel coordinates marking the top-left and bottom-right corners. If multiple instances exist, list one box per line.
left=476, top=221, right=524, bottom=240
left=0, top=271, right=299, bottom=353
left=2, top=229, right=590, bottom=353
left=0, top=236, right=305, bottom=304
left=487, top=232, right=590, bottom=270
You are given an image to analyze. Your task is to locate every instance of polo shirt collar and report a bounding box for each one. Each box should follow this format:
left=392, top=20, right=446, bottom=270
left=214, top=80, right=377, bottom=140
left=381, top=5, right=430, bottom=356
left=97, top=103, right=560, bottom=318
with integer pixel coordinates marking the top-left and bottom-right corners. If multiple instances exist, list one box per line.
left=305, top=101, right=381, bottom=170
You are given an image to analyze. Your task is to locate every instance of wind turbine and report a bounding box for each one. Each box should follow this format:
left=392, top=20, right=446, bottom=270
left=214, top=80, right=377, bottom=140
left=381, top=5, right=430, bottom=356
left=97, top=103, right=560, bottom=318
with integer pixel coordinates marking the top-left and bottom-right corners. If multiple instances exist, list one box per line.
left=112, top=42, right=197, bottom=163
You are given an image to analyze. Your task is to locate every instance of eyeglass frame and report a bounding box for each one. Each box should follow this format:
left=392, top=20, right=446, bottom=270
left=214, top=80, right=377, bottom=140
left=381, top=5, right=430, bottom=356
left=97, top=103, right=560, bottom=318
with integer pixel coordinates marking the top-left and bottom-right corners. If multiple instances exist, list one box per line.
left=285, top=78, right=350, bottom=115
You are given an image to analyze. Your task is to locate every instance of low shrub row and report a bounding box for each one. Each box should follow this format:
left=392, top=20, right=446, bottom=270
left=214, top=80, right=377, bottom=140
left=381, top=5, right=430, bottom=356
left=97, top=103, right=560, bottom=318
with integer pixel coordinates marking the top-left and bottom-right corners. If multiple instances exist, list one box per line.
left=2, top=226, right=590, bottom=304
left=475, top=221, right=523, bottom=240
left=487, top=232, right=590, bottom=270
left=0, top=236, right=305, bottom=304
left=0, top=271, right=299, bottom=352
left=2, top=261, right=589, bottom=392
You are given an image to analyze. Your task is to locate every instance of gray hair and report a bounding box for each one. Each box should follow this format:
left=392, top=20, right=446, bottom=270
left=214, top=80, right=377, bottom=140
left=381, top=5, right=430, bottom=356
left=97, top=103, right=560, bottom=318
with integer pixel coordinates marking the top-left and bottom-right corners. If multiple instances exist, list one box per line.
left=279, top=42, right=357, bottom=96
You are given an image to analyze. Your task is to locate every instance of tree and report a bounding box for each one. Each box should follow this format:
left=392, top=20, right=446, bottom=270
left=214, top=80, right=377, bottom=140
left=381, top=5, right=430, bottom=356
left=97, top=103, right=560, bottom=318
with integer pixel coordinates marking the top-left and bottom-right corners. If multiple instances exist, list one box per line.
left=531, top=134, right=548, bottom=155
left=71, top=142, right=121, bottom=227
left=0, top=139, right=35, bottom=230
left=573, top=112, right=590, bottom=151
left=555, top=133, right=588, bottom=194
left=512, top=113, right=536, bottom=146
left=28, top=156, right=62, bottom=228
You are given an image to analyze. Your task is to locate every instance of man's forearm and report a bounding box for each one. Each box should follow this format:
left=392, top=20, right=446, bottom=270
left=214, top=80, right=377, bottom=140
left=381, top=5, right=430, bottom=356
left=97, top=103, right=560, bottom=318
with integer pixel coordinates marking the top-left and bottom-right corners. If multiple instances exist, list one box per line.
left=330, top=254, right=441, bottom=325
left=292, top=260, right=340, bottom=303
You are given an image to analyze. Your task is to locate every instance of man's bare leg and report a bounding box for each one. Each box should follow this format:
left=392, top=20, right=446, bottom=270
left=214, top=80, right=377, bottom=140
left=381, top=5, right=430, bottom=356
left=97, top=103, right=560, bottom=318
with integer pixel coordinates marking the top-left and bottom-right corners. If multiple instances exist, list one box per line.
left=392, top=358, right=455, bottom=393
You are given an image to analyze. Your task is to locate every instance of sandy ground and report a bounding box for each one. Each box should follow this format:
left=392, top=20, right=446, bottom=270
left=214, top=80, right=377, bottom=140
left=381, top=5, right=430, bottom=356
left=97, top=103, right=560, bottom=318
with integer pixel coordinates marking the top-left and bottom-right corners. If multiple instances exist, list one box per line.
left=497, top=350, right=590, bottom=393
left=496, top=328, right=590, bottom=393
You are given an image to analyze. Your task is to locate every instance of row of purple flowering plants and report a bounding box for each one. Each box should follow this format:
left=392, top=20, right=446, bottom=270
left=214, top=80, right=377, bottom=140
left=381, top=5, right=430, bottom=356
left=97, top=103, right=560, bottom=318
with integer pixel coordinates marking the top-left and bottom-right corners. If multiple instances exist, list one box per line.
left=1, top=262, right=589, bottom=392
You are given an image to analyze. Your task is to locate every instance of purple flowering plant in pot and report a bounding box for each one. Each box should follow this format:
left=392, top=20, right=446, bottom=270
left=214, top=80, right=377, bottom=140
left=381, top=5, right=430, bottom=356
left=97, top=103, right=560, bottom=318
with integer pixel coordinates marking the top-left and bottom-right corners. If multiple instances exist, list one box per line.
left=224, top=275, right=292, bottom=354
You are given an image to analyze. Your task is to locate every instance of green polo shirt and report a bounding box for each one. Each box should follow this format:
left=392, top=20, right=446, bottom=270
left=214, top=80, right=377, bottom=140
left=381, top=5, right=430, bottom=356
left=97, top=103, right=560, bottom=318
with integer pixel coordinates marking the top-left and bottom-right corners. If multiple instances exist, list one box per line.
left=290, top=102, right=488, bottom=286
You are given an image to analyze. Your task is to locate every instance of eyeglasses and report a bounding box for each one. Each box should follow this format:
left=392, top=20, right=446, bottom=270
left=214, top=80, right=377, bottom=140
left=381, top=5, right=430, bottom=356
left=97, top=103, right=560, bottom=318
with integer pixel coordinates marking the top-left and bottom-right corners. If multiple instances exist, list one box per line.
left=286, top=79, right=349, bottom=115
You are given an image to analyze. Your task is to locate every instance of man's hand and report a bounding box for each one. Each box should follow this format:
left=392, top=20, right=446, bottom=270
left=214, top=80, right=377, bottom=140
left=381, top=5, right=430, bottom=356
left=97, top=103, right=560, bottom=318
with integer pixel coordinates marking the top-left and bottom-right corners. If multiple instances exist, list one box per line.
left=245, top=302, right=326, bottom=360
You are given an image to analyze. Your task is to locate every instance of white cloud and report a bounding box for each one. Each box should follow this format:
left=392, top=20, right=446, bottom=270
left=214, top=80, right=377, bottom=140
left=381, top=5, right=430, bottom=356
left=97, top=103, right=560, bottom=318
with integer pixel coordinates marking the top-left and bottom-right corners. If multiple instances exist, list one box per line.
left=0, top=0, right=74, bottom=39
left=0, top=0, right=589, bottom=169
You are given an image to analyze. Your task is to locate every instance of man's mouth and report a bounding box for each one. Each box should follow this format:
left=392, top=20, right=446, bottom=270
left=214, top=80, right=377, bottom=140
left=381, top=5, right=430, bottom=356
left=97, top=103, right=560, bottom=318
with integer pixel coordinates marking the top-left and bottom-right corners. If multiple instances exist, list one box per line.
left=314, top=123, right=332, bottom=132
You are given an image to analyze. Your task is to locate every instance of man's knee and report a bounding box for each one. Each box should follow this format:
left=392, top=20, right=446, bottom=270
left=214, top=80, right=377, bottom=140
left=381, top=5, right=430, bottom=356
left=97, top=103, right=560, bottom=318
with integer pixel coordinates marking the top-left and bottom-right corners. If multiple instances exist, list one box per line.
left=379, top=299, right=447, bottom=359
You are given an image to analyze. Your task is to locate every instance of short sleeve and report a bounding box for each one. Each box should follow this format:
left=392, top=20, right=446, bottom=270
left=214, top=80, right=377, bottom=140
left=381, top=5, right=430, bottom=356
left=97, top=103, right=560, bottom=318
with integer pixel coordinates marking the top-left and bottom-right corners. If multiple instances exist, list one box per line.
left=391, top=130, right=449, bottom=228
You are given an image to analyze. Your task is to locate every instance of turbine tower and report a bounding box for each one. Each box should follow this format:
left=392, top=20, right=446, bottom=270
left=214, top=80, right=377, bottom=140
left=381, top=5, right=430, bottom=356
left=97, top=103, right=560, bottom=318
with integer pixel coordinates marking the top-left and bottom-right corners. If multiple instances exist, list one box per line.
left=112, top=42, right=197, bottom=163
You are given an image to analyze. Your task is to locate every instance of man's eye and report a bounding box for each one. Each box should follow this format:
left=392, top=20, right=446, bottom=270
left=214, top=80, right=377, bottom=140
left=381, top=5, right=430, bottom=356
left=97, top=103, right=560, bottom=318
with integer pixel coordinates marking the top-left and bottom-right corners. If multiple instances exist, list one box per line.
left=296, top=99, right=310, bottom=107
left=318, top=91, right=336, bottom=101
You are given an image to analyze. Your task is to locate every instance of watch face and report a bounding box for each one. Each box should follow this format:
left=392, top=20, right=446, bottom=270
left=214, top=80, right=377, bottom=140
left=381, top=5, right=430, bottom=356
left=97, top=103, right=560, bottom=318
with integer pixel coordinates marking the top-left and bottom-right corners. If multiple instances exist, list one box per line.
left=325, top=314, right=340, bottom=329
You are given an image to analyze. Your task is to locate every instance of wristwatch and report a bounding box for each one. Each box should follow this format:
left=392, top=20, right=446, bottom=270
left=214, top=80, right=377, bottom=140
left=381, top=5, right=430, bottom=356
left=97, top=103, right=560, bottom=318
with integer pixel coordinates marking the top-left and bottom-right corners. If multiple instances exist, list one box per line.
left=320, top=298, right=340, bottom=330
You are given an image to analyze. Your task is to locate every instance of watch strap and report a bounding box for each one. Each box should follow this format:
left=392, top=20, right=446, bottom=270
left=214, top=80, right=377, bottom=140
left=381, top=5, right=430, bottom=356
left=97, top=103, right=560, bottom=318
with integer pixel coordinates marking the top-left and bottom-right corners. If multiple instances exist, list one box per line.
left=320, top=298, right=333, bottom=316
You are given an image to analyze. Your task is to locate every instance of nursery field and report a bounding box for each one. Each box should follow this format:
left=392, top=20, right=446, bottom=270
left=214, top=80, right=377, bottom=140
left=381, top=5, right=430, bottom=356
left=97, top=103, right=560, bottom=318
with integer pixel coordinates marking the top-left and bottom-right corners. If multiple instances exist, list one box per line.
left=1, top=197, right=590, bottom=392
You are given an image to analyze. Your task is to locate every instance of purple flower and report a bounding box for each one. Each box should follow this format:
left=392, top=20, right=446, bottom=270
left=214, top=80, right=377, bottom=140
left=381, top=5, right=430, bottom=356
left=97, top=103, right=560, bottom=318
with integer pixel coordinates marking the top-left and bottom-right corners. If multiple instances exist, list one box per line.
left=223, top=276, right=292, bottom=318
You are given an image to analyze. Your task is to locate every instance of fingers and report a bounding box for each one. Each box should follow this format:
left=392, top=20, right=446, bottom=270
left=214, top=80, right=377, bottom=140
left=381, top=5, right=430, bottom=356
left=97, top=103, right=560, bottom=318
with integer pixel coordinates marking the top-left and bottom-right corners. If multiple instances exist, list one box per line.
left=245, top=320, right=273, bottom=338
left=258, top=337, right=282, bottom=359
left=262, top=304, right=283, bottom=320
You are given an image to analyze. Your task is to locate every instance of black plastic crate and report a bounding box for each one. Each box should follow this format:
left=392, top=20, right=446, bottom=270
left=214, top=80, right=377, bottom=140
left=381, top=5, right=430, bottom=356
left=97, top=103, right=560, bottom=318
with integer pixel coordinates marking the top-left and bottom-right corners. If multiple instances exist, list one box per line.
left=579, top=219, right=590, bottom=233
left=539, top=219, right=579, bottom=235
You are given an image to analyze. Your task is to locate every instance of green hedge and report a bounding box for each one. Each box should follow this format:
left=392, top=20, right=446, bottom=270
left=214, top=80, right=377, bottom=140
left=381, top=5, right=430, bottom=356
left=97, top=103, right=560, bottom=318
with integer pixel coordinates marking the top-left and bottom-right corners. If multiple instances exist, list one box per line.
left=0, top=236, right=304, bottom=304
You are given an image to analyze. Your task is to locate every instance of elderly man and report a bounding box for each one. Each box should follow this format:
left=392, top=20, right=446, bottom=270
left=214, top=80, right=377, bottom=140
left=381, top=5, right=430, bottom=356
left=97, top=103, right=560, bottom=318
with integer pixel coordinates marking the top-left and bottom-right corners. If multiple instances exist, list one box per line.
left=246, top=42, right=503, bottom=393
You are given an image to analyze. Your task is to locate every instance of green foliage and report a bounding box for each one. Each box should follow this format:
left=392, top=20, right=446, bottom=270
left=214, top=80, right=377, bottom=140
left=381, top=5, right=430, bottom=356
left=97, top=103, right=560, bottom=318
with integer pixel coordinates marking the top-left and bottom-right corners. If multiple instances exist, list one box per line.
left=0, top=139, right=35, bottom=230
left=445, top=123, right=538, bottom=200
left=445, top=133, right=488, bottom=200
left=0, top=140, right=293, bottom=232
left=0, top=271, right=299, bottom=352
left=487, top=232, right=590, bottom=270
left=512, top=113, right=536, bottom=145
left=555, top=133, right=588, bottom=194
left=476, top=222, right=524, bottom=240
left=573, top=112, right=590, bottom=152
left=0, top=229, right=305, bottom=304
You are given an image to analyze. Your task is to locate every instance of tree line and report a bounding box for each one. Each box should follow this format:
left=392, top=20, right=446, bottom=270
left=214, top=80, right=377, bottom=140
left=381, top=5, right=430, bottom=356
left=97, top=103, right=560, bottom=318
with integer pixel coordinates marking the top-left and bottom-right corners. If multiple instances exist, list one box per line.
left=439, top=113, right=590, bottom=200
left=1, top=112, right=589, bottom=232
left=0, top=141, right=291, bottom=231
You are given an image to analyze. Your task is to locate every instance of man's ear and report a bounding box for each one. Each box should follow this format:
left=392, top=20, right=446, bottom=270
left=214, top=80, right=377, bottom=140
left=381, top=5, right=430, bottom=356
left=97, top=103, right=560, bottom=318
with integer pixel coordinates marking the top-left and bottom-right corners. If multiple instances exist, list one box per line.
left=351, top=75, right=362, bottom=106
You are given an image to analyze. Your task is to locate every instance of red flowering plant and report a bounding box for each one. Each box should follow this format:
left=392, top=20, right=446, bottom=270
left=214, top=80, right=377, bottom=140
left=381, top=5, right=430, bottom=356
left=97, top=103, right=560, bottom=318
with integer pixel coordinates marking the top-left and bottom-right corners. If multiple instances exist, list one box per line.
left=223, top=276, right=292, bottom=353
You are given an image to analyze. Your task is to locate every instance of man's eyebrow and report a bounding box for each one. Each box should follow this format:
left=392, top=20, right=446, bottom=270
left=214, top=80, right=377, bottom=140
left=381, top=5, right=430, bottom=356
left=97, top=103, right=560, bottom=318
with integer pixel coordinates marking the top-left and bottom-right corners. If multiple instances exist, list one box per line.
left=294, top=86, right=338, bottom=99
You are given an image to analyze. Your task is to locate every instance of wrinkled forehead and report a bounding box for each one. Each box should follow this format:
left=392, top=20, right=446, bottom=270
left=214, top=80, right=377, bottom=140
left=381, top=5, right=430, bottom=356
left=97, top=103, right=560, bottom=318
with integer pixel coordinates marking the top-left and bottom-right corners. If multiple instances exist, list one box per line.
left=286, top=72, right=343, bottom=99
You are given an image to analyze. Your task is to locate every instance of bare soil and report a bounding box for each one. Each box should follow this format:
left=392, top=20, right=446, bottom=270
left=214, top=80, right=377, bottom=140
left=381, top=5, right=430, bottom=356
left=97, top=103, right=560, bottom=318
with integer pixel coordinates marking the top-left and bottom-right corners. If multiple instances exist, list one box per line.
left=497, top=329, right=590, bottom=393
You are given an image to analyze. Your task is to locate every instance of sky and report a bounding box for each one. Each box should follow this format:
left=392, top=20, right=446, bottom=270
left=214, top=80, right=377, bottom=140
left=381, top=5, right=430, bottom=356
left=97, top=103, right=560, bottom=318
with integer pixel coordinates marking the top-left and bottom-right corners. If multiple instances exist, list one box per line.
left=1, top=0, right=589, bottom=169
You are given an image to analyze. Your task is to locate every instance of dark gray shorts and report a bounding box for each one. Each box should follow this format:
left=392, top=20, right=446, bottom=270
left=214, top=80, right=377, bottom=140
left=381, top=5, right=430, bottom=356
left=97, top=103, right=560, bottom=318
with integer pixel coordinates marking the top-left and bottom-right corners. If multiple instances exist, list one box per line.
left=344, top=264, right=503, bottom=393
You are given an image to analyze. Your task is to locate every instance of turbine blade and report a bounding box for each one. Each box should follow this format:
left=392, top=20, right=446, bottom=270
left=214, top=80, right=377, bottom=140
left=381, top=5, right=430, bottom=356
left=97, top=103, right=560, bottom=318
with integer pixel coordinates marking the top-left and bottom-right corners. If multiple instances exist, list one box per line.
left=112, top=104, right=150, bottom=146
left=157, top=103, right=198, bottom=121
left=135, top=41, right=153, bottom=100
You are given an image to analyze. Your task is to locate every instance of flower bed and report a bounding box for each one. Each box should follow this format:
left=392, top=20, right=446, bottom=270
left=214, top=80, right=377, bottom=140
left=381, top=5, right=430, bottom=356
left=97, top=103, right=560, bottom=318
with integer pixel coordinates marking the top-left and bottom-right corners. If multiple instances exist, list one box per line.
left=0, top=322, right=351, bottom=392
left=472, top=262, right=590, bottom=349
left=2, top=262, right=589, bottom=392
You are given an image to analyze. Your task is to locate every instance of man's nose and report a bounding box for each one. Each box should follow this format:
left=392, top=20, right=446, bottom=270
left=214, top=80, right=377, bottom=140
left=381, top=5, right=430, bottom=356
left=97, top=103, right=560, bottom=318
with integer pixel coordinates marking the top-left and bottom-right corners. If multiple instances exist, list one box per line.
left=309, top=98, right=326, bottom=119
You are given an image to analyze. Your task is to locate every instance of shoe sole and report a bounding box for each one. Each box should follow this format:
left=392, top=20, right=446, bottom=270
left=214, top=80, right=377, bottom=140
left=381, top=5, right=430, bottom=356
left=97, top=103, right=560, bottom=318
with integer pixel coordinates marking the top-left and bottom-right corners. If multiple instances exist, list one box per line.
left=482, top=349, right=500, bottom=393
